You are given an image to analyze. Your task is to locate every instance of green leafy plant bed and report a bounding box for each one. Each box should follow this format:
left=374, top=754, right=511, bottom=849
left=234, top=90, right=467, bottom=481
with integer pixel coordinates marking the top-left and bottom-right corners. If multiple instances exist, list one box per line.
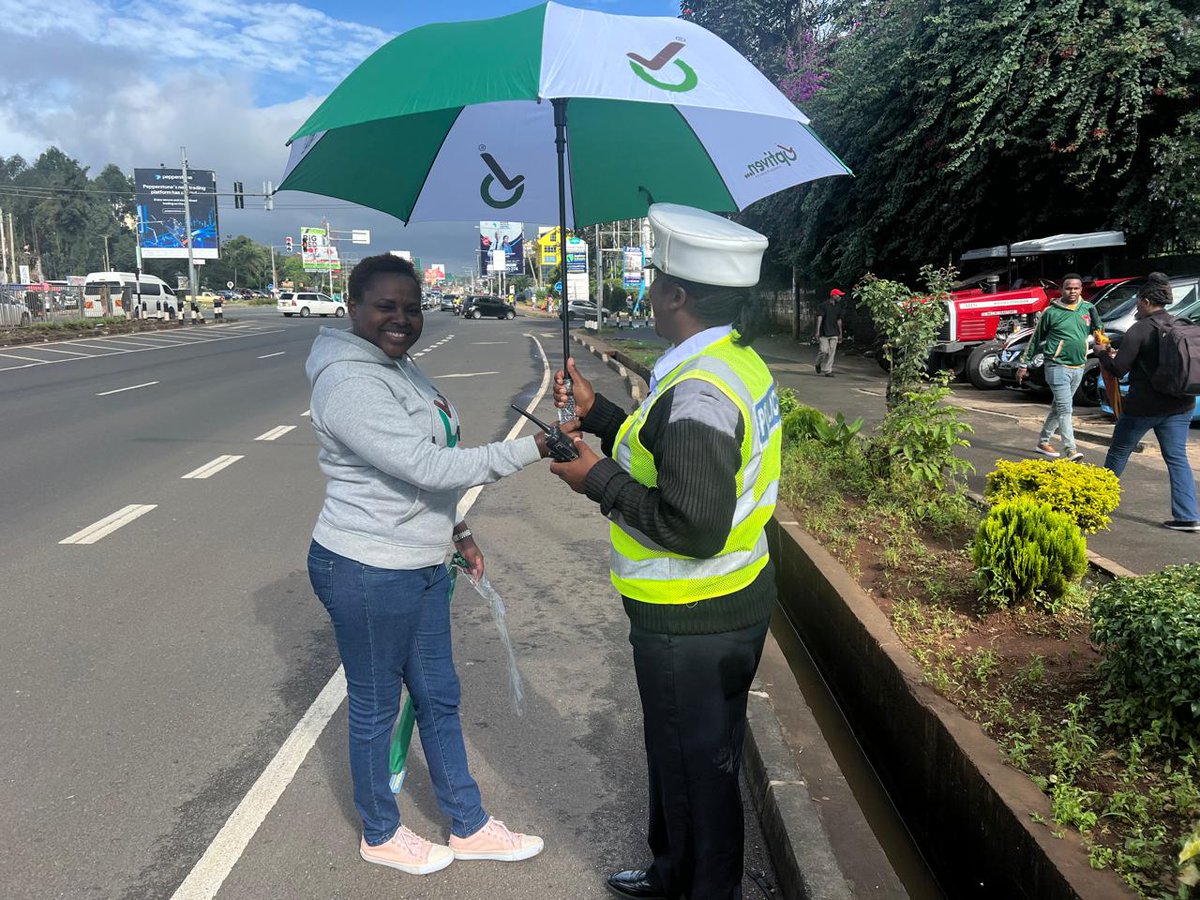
left=600, top=335, right=664, bottom=372
left=780, top=433, right=1199, bottom=899
left=0, top=317, right=214, bottom=348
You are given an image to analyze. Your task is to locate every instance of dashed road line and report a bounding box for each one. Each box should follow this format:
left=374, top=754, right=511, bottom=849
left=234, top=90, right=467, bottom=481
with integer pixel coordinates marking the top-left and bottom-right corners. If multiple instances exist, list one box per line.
left=0, top=328, right=287, bottom=374
left=182, top=455, right=244, bottom=479
left=59, top=504, right=157, bottom=545
left=96, top=381, right=159, bottom=396
left=257, top=352, right=285, bottom=359
left=301, top=409, right=310, bottom=417
left=434, top=371, right=500, bottom=379
left=255, top=425, right=296, bottom=441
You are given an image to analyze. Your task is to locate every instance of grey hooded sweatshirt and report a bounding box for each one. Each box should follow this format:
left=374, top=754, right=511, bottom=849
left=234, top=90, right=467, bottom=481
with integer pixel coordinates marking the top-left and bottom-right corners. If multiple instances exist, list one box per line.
left=305, top=327, right=540, bottom=569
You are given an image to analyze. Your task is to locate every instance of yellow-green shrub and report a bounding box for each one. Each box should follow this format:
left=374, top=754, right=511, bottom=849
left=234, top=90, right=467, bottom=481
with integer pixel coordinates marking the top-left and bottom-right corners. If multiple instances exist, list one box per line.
left=984, top=458, right=1120, bottom=534
left=972, top=497, right=1087, bottom=609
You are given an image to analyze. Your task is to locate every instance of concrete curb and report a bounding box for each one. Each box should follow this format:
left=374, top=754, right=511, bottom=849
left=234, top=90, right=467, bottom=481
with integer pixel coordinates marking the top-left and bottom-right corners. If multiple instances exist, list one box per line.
left=572, top=330, right=870, bottom=900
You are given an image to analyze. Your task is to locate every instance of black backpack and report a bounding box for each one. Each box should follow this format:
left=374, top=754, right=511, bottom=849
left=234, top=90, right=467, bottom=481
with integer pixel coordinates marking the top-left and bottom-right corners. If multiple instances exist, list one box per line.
left=1149, top=316, right=1200, bottom=398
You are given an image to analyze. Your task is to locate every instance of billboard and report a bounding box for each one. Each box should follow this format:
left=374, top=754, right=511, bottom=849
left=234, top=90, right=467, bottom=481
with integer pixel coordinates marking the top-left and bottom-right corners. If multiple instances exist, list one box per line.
left=564, top=236, right=588, bottom=303
left=301, top=226, right=340, bottom=272
left=424, top=264, right=446, bottom=286
left=623, top=247, right=644, bottom=288
left=479, top=220, right=524, bottom=275
left=134, top=168, right=220, bottom=259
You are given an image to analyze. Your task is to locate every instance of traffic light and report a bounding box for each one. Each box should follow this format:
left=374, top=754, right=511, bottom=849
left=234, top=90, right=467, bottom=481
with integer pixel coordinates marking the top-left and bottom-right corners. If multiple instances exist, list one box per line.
left=285, top=236, right=293, bottom=253
left=233, top=181, right=244, bottom=209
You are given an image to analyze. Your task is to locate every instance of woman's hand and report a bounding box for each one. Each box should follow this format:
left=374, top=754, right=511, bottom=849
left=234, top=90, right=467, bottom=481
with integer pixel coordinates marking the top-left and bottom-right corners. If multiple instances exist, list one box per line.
left=550, top=435, right=600, bottom=494
left=455, top=532, right=484, bottom=580
left=554, top=358, right=595, bottom=420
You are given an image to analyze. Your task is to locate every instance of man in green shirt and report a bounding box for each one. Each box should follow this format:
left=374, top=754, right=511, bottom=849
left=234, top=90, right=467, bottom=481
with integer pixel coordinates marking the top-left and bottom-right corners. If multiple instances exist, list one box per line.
left=1017, top=273, right=1103, bottom=461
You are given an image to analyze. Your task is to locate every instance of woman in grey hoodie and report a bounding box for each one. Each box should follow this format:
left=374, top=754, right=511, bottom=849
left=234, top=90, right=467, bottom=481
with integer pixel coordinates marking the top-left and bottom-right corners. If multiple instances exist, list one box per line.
left=305, top=254, right=549, bottom=876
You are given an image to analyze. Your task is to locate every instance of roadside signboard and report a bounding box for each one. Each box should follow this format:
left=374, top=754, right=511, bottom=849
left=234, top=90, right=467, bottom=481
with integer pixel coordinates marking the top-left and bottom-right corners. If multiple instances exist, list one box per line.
left=301, top=226, right=340, bottom=272
left=479, top=220, right=524, bottom=274
left=134, top=167, right=220, bottom=259
left=623, top=247, right=644, bottom=288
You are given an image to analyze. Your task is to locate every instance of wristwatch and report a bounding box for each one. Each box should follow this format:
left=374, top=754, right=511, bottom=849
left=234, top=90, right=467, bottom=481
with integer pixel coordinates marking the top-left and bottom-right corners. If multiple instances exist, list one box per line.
left=452, top=528, right=472, bottom=543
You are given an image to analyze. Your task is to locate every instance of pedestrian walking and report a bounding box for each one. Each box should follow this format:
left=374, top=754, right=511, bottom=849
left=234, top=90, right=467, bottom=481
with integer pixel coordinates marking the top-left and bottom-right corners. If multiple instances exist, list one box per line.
left=1098, top=274, right=1200, bottom=532
left=305, top=253, right=549, bottom=877
left=1018, top=273, right=1103, bottom=461
left=550, top=204, right=781, bottom=900
left=815, top=288, right=845, bottom=376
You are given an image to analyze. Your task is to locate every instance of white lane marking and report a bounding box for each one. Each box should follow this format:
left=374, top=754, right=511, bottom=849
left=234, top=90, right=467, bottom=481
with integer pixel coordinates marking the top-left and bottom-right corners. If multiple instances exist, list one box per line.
left=17, top=345, right=96, bottom=357
left=0, top=329, right=288, bottom=374
left=473, top=341, right=508, bottom=345
left=173, top=332, right=552, bottom=900
left=301, top=409, right=310, bottom=417
left=255, top=425, right=296, bottom=441
left=59, top=504, right=157, bottom=545
left=0, top=363, right=38, bottom=371
left=167, top=667, right=348, bottom=900
left=0, top=351, right=48, bottom=363
left=182, top=455, right=244, bottom=479
left=434, top=371, right=500, bottom=379
left=257, top=352, right=285, bottom=359
left=96, top=381, right=159, bottom=396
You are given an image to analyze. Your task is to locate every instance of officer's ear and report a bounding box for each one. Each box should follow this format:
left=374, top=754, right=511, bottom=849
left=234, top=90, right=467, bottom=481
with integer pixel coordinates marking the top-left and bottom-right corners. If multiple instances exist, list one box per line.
left=662, top=278, right=689, bottom=314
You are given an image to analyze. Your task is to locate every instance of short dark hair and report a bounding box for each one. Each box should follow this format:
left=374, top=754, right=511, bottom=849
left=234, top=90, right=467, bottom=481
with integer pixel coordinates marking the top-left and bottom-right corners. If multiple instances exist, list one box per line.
left=659, top=272, right=762, bottom=346
left=348, top=254, right=420, bottom=303
left=1062, top=272, right=1083, bottom=284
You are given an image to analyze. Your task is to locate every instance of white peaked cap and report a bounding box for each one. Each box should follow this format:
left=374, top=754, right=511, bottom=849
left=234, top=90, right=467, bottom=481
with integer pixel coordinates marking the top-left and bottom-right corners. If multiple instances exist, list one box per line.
left=648, top=203, right=769, bottom=288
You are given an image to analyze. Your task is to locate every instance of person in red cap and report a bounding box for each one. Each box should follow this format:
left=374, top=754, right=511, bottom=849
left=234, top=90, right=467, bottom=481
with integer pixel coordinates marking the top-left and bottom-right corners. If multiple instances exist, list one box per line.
left=814, top=288, right=845, bottom=376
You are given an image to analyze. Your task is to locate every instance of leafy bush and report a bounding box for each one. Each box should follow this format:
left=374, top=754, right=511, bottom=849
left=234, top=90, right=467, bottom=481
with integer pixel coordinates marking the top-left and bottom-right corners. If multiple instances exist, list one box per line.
left=811, top=412, right=864, bottom=452
left=782, top=404, right=827, bottom=445
left=777, top=386, right=799, bottom=419
left=985, top=458, right=1121, bottom=534
left=1090, top=564, right=1200, bottom=745
left=971, top=497, right=1087, bottom=609
left=869, top=378, right=974, bottom=497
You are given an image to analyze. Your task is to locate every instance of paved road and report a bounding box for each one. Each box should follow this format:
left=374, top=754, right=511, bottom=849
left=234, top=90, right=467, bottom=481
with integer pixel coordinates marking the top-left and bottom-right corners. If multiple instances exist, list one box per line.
left=0, top=309, right=775, bottom=899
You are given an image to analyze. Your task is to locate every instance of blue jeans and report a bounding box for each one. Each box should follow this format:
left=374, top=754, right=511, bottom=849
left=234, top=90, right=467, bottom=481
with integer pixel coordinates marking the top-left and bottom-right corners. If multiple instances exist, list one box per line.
left=307, top=541, right=488, bottom=845
left=1040, top=364, right=1085, bottom=450
left=1104, top=412, right=1200, bottom=522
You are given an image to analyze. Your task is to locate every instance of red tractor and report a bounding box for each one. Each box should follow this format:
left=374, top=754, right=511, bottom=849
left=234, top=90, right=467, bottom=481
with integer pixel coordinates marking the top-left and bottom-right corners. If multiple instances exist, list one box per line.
left=921, top=231, right=1129, bottom=389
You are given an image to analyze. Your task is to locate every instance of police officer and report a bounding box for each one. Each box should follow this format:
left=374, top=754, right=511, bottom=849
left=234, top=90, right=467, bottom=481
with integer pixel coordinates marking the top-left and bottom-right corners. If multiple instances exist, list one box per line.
left=551, top=204, right=781, bottom=900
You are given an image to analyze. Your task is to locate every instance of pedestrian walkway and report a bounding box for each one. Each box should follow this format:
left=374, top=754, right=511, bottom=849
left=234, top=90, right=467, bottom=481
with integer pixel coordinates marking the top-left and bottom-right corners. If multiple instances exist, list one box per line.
left=583, top=320, right=1199, bottom=577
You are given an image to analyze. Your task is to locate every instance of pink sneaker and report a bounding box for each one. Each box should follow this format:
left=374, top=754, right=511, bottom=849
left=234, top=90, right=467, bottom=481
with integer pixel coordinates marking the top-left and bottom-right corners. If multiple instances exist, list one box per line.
left=449, top=816, right=544, bottom=861
left=360, top=826, right=454, bottom=875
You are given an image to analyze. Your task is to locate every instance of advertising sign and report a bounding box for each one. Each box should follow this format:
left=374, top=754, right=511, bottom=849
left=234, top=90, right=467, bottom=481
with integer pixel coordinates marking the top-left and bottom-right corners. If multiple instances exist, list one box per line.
left=565, top=237, right=588, bottom=274
left=479, top=220, right=524, bottom=275
left=537, top=226, right=560, bottom=267
left=301, top=226, right=340, bottom=272
left=623, top=247, right=645, bottom=288
left=424, top=264, right=446, bottom=286
left=134, top=167, right=220, bottom=259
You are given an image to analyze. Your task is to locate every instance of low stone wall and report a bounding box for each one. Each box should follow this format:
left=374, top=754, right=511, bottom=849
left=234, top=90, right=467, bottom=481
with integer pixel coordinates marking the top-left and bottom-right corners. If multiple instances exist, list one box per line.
left=768, top=515, right=1133, bottom=899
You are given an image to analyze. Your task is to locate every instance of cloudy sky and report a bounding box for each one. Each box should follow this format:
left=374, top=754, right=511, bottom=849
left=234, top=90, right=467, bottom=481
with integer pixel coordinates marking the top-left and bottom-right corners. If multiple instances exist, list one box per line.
left=0, top=0, right=676, bottom=275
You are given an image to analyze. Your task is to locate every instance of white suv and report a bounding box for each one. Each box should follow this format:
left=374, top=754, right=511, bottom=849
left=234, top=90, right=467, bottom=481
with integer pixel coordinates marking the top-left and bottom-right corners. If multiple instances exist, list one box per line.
left=277, top=291, right=346, bottom=318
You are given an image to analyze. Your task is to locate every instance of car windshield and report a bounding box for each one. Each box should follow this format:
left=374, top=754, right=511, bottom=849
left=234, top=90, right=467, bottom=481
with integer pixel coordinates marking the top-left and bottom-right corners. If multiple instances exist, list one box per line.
left=1093, top=281, right=1141, bottom=318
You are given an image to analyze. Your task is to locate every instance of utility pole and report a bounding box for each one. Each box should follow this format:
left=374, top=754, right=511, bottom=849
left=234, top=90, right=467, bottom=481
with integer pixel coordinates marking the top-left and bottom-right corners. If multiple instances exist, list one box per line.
left=0, top=205, right=7, bottom=283
left=7, top=212, right=16, bottom=285
left=181, top=146, right=198, bottom=322
left=270, top=244, right=277, bottom=295
left=103, top=234, right=111, bottom=271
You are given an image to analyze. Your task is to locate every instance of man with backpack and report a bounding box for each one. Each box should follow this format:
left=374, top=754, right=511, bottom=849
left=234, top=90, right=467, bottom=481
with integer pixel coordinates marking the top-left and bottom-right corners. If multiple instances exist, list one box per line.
left=1098, top=274, right=1200, bottom=532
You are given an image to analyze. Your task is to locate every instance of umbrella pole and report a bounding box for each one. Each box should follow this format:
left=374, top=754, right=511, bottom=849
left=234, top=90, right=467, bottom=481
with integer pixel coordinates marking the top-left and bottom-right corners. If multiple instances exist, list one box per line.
left=553, top=98, right=576, bottom=422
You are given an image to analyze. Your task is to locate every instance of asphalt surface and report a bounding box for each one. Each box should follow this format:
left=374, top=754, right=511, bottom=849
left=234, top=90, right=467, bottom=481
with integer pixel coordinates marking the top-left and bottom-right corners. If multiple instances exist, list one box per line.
left=0, top=306, right=776, bottom=899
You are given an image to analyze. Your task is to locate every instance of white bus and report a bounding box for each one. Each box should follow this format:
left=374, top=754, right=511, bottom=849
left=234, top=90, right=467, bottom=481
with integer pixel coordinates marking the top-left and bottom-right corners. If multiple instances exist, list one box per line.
left=83, top=272, right=179, bottom=319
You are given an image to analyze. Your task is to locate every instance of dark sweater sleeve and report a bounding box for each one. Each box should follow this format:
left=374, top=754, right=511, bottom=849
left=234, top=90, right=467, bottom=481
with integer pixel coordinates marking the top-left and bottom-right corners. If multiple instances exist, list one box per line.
left=581, top=381, right=742, bottom=559
left=580, top=392, right=628, bottom=456
left=1100, top=321, right=1150, bottom=378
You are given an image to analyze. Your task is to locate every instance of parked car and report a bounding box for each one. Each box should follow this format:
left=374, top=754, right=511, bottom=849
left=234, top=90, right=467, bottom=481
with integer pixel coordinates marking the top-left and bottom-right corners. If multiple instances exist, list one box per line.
left=460, top=295, right=516, bottom=319
left=567, top=300, right=608, bottom=322
left=1097, top=294, right=1200, bottom=424
left=1089, top=273, right=1200, bottom=337
left=0, top=291, right=32, bottom=326
left=277, top=291, right=346, bottom=318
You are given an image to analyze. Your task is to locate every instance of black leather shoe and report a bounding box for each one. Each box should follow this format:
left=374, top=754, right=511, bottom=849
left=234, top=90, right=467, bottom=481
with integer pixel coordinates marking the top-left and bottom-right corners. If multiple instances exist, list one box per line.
left=605, top=869, right=666, bottom=900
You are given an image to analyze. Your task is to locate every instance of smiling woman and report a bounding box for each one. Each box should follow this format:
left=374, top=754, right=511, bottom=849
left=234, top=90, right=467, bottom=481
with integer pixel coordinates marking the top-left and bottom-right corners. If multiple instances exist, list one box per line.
left=302, top=251, right=553, bottom=875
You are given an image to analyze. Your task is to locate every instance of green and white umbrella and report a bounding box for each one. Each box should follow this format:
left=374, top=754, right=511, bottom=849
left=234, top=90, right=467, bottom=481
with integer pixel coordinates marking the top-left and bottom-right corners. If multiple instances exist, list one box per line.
left=278, top=1, right=849, bottom=403
left=280, top=2, right=848, bottom=227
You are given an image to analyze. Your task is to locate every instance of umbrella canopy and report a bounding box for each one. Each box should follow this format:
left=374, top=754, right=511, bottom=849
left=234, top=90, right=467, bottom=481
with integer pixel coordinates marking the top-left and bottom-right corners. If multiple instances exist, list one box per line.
left=278, top=1, right=850, bottom=227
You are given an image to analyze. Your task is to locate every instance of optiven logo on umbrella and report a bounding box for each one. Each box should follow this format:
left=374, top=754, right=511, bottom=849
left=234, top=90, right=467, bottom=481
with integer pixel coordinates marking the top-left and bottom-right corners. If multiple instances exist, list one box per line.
left=627, top=41, right=698, bottom=93
left=480, top=151, right=525, bottom=209
left=744, top=145, right=799, bottom=179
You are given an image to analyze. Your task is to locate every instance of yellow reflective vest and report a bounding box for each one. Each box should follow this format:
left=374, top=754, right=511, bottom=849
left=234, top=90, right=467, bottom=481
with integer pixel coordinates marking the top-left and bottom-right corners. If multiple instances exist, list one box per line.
left=609, top=334, right=782, bottom=603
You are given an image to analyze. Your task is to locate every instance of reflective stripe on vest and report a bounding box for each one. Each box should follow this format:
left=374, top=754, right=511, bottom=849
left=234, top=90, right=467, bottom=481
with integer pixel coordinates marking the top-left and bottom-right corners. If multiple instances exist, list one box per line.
left=610, top=335, right=782, bottom=603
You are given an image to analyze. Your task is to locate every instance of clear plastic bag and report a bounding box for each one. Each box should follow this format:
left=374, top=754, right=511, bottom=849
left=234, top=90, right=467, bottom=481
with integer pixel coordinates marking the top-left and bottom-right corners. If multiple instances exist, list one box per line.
left=459, top=567, right=526, bottom=717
